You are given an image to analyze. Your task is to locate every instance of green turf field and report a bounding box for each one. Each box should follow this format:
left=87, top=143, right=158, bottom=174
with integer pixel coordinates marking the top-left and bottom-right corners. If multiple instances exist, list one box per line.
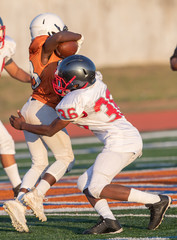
left=0, top=131, right=177, bottom=239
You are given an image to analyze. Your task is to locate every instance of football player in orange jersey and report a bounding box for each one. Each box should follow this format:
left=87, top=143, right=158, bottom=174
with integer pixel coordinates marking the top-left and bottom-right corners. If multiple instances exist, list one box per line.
left=3, top=13, right=83, bottom=232
left=0, top=17, right=31, bottom=197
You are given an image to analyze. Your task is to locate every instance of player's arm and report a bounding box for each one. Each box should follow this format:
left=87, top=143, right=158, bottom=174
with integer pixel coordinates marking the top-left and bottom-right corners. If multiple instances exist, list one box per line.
left=4, top=59, right=31, bottom=83
left=9, top=110, right=70, bottom=137
left=42, top=31, right=82, bottom=64
left=170, top=46, right=177, bottom=70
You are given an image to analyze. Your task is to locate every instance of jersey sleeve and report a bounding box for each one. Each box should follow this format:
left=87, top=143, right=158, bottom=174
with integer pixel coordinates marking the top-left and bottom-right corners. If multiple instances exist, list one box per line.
left=56, top=93, right=84, bottom=122
left=4, top=36, right=16, bottom=64
left=29, top=35, right=48, bottom=55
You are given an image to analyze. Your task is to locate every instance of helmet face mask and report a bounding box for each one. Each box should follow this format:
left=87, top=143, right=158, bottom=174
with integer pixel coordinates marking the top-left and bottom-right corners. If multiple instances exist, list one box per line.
left=0, top=17, right=5, bottom=49
left=53, top=55, right=96, bottom=96
left=53, top=75, right=76, bottom=97
left=30, top=13, right=68, bottom=40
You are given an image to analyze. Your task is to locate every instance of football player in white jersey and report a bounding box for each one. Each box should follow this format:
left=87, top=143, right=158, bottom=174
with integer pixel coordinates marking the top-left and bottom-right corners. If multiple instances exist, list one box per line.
left=8, top=55, right=171, bottom=234
left=0, top=17, right=31, bottom=197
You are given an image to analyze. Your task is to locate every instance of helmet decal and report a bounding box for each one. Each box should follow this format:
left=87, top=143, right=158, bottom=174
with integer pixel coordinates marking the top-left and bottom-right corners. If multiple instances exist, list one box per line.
left=54, top=24, right=68, bottom=32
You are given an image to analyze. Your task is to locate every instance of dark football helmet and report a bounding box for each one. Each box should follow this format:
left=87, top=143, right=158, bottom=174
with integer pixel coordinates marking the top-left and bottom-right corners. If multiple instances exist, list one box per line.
left=0, top=17, right=5, bottom=49
left=53, top=55, right=96, bottom=96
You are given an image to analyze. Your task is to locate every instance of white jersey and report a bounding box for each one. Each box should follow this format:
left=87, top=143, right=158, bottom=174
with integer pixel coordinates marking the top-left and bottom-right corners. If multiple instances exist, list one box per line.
left=0, top=35, right=16, bottom=74
left=0, top=36, right=16, bottom=154
left=56, top=71, right=143, bottom=153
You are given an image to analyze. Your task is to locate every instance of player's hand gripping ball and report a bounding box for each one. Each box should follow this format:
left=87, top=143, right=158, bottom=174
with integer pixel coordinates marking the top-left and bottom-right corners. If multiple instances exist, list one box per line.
left=57, top=41, right=78, bottom=58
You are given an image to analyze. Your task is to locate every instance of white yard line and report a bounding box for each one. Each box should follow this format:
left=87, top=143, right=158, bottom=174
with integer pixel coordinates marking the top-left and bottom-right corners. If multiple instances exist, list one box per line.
left=14, top=130, right=177, bottom=149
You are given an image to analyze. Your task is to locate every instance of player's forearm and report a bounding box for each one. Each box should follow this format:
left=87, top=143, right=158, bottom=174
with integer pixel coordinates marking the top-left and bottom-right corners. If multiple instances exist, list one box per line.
left=44, top=31, right=82, bottom=52
left=20, top=118, right=69, bottom=137
left=20, top=122, right=56, bottom=137
left=57, top=31, right=82, bottom=43
left=11, top=68, right=31, bottom=83
left=5, top=62, right=31, bottom=82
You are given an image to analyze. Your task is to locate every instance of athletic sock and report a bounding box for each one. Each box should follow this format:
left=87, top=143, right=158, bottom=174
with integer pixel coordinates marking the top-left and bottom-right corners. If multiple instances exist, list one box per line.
left=4, top=163, right=21, bottom=188
left=94, top=199, right=116, bottom=220
left=128, top=188, right=161, bottom=204
left=17, top=192, right=26, bottom=204
left=36, top=179, right=51, bottom=197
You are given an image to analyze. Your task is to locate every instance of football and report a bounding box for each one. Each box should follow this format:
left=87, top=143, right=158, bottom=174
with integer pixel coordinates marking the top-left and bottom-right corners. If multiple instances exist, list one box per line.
left=57, top=41, right=78, bottom=58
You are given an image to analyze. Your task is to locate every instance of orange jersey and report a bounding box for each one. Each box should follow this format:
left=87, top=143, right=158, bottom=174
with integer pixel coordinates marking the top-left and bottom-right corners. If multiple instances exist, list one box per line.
left=29, top=35, right=62, bottom=108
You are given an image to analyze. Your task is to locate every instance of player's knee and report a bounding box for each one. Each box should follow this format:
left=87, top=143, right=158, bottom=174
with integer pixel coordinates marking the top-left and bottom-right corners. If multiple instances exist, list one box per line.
left=88, top=184, right=102, bottom=199
left=31, top=163, right=48, bottom=176
left=88, top=173, right=110, bottom=199
left=77, top=172, right=88, bottom=192
left=77, top=166, right=94, bottom=192
left=54, top=146, right=74, bottom=166
left=66, top=158, right=75, bottom=173
left=46, top=159, right=68, bottom=181
left=88, top=182, right=108, bottom=198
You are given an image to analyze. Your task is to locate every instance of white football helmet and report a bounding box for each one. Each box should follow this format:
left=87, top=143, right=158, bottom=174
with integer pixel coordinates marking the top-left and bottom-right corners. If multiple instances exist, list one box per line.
left=30, top=13, right=68, bottom=40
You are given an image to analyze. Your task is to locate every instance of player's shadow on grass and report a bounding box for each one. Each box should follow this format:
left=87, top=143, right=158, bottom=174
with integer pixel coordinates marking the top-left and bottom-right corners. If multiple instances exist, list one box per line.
left=120, top=217, right=148, bottom=231
left=39, top=216, right=99, bottom=234
left=44, top=217, right=147, bottom=234
left=0, top=215, right=148, bottom=234
left=0, top=216, right=24, bottom=233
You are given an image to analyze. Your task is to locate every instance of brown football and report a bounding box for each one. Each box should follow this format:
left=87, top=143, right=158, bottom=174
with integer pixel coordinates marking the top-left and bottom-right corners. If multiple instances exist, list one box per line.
left=57, top=41, right=78, bottom=58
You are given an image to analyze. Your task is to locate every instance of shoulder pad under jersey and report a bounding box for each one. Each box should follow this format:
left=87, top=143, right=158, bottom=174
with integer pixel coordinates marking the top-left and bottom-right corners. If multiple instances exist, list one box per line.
left=95, top=71, right=103, bottom=81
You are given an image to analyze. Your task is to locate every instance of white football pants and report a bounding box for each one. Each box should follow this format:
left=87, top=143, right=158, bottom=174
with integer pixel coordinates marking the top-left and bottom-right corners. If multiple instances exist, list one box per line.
left=20, top=97, right=74, bottom=189
left=0, top=120, right=15, bottom=154
left=77, top=150, right=142, bottom=199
